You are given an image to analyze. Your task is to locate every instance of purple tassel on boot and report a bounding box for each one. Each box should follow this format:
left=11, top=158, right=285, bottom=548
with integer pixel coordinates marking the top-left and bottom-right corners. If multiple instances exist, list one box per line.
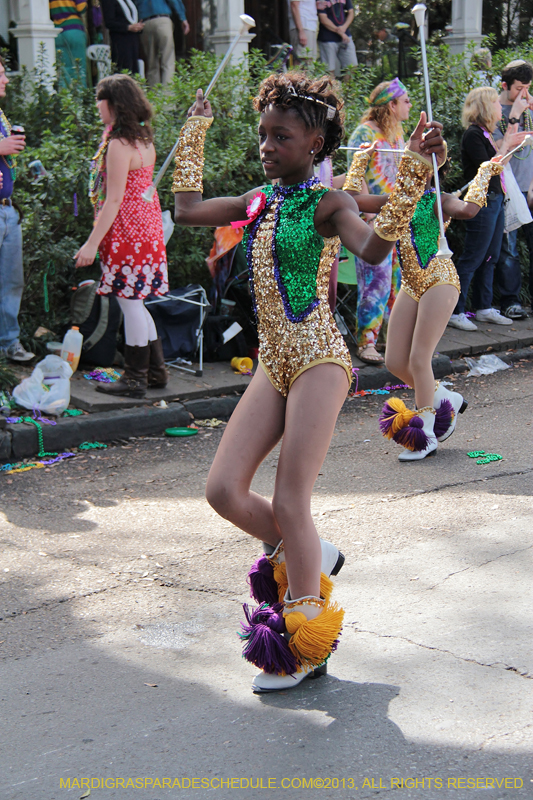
left=392, top=415, right=429, bottom=452
left=247, top=555, right=279, bottom=605
left=433, top=399, right=454, bottom=440
left=240, top=603, right=298, bottom=675
left=379, top=401, right=398, bottom=437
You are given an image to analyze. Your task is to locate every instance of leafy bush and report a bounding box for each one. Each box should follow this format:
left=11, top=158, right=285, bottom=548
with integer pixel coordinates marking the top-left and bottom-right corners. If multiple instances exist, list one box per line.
left=4, top=40, right=533, bottom=347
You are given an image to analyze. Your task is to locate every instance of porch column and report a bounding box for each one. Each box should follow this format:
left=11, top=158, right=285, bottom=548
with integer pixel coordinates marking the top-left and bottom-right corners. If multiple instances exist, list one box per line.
left=12, top=0, right=60, bottom=77
left=208, top=0, right=255, bottom=60
left=446, top=0, right=483, bottom=54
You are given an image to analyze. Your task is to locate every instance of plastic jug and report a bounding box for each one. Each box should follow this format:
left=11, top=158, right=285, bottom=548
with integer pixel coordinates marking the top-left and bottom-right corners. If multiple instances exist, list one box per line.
left=60, top=326, right=83, bottom=373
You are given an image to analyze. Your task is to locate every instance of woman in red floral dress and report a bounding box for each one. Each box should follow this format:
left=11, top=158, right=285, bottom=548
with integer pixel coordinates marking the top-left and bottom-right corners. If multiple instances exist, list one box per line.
left=75, top=74, right=168, bottom=398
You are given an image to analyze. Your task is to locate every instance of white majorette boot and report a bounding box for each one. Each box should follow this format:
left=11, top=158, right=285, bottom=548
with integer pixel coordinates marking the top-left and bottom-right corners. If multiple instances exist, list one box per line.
left=380, top=399, right=438, bottom=461
left=248, top=539, right=345, bottom=606
left=397, top=407, right=437, bottom=461
left=433, top=381, right=468, bottom=442
left=247, top=595, right=344, bottom=694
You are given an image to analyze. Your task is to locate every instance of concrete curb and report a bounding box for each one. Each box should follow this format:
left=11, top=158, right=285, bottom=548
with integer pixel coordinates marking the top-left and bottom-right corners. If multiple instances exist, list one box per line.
left=1, top=347, right=532, bottom=463
left=3, top=403, right=191, bottom=462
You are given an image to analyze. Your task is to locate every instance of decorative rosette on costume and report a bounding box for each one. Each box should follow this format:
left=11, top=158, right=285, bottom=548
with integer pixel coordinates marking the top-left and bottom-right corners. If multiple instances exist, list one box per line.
left=240, top=597, right=344, bottom=676
left=379, top=397, right=450, bottom=452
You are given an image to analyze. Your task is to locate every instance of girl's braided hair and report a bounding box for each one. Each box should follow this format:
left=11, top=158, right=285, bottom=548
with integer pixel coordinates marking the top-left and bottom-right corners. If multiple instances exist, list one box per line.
left=253, top=72, right=344, bottom=164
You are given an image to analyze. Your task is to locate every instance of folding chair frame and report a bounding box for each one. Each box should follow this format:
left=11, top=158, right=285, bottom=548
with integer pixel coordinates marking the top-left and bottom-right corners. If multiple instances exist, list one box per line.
left=145, top=286, right=211, bottom=377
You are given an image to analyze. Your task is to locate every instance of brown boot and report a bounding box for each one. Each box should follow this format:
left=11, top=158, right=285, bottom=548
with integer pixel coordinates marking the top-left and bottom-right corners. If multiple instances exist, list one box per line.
left=148, top=337, right=168, bottom=388
left=96, top=344, right=149, bottom=398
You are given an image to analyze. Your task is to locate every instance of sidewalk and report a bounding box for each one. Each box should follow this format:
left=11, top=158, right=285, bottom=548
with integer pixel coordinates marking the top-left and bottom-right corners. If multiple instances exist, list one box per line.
left=1, top=315, right=532, bottom=461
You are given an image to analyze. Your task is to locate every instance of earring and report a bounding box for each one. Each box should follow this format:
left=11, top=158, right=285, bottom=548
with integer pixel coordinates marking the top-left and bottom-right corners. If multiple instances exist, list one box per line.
left=310, top=150, right=314, bottom=154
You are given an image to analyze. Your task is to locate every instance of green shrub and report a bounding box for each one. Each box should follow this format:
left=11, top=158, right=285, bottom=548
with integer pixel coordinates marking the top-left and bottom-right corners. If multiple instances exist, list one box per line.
left=4, top=41, right=533, bottom=346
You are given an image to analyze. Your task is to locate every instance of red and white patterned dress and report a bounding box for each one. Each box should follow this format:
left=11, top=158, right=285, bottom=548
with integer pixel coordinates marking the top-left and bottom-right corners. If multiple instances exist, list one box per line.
left=97, top=162, right=169, bottom=299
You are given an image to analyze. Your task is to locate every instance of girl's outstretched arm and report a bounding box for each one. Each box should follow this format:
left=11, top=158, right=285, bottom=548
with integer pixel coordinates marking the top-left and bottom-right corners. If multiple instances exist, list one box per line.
left=316, top=114, right=445, bottom=264
left=173, top=89, right=255, bottom=228
left=440, top=193, right=480, bottom=221
left=440, top=156, right=505, bottom=222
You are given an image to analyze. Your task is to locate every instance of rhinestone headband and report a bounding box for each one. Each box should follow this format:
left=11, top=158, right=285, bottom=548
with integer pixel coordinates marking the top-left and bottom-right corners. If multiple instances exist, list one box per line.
left=286, top=85, right=337, bottom=120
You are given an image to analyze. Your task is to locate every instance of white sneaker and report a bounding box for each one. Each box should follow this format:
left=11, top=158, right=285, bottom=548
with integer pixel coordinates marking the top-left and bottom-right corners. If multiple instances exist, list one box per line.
left=448, top=313, right=478, bottom=331
left=475, top=308, right=513, bottom=325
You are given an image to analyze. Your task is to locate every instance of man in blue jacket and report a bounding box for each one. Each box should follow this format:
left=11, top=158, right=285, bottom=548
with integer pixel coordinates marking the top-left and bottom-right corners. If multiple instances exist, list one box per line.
left=135, top=0, right=189, bottom=86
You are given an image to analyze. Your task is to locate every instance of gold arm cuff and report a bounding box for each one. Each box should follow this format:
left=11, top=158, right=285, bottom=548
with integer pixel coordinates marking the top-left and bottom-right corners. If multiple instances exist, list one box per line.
left=342, top=148, right=371, bottom=192
left=464, top=160, right=504, bottom=208
left=374, top=151, right=432, bottom=242
left=171, top=115, right=213, bottom=194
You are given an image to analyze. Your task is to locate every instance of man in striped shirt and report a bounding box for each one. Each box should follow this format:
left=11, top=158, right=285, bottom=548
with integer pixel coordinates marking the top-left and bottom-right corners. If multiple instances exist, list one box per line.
left=49, top=0, right=88, bottom=86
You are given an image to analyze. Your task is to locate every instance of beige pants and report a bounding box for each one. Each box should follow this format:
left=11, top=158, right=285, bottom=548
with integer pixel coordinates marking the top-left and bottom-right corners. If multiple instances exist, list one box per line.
left=141, top=16, right=175, bottom=86
left=289, top=27, right=318, bottom=60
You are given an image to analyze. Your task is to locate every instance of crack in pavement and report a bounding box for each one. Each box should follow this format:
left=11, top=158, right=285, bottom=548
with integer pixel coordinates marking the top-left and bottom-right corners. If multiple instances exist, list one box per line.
left=0, top=574, right=243, bottom=623
left=0, top=584, right=119, bottom=621
left=478, top=722, right=533, bottom=750
left=316, top=468, right=533, bottom=516
left=349, top=626, right=532, bottom=679
left=426, top=543, right=533, bottom=590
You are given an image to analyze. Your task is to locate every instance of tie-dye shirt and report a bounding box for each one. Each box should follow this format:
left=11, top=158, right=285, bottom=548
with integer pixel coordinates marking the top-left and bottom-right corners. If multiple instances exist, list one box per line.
left=346, top=123, right=404, bottom=196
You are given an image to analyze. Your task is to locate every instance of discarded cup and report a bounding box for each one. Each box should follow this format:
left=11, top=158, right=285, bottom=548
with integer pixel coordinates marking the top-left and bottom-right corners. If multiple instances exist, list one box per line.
left=231, top=356, right=253, bottom=373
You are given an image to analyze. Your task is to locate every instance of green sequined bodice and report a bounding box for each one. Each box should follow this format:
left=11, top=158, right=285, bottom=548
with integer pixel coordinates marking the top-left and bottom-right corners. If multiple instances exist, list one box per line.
left=243, top=178, right=329, bottom=322
left=410, top=190, right=440, bottom=268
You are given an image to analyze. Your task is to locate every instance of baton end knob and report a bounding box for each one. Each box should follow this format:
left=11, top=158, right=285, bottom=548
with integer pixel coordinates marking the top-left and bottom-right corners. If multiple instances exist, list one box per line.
left=240, top=14, right=256, bottom=30
left=436, top=236, right=453, bottom=258
left=142, top=185, right=156, bottom=203
left=412, top=4, right=427, bottom=27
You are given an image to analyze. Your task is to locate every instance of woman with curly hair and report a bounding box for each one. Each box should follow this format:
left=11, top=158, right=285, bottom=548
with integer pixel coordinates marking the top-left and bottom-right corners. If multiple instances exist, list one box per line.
left=173, top=72, right=444, bottom=693
left=75, top=74, right=169, bottom=398
left=346, top=78, right=412, bottom=363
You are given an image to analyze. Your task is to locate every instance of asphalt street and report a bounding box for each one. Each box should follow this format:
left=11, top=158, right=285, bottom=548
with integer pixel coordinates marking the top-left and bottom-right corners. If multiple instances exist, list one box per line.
left=1, top=361, right=532, bottom=800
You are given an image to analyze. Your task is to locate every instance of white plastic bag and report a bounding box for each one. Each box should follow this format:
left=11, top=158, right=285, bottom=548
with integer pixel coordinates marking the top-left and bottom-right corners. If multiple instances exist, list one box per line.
left=162, top=209, right=175, bottom=245
left=13, top=354, right=72, bottom=415
left=464, top=354, right=510, bottom=377
left=503, top=163, right=532, bottom=232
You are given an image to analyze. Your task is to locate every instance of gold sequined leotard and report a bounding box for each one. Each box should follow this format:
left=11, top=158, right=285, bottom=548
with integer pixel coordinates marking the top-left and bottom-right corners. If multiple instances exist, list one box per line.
left=242, top=178, right=352, bottom=397
left=397, top=189, right=460, bottom=302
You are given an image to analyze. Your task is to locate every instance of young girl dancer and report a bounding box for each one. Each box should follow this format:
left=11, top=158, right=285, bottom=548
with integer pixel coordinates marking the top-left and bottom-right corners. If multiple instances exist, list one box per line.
left=372, top=156, right=505, bottom=461
left=173, top=72, right=444, bottom=692
left=75, top=74, right=169, bottom=398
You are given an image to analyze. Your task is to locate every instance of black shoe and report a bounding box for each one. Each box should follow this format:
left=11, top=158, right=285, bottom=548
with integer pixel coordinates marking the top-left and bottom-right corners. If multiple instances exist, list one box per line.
left=502, top=304, right=527, bottom=320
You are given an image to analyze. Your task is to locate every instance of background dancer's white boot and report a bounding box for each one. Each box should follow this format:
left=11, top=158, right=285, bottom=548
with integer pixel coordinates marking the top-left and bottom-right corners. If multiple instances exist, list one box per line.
left=397, top=408, right=438, bottom=462
left=433, top=381, right=468, bottom=442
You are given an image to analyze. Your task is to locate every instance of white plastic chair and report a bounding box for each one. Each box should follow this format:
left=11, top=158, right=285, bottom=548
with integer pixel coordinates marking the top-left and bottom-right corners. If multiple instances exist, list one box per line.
left=86, top=44, right=112, bottom=82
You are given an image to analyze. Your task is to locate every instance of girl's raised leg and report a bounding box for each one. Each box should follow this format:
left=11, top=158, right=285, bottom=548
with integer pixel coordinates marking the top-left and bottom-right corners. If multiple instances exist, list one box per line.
left=409, top=284, right=459, bottom=408
left=205, top=367, right=286, bottom=547
left=384, top=288, right=418, bottom=387
left=271, top=363, right=350, bottom=600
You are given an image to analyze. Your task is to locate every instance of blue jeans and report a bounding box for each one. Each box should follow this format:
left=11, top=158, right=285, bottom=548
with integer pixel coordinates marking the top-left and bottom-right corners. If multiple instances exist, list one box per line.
left=495, top=229, right=523, bottom=309
left=454, top=192, right=505, bottom=314
left=495, top=192, right=533, bottom=308
left=0, top=205, right=23, bottom=350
